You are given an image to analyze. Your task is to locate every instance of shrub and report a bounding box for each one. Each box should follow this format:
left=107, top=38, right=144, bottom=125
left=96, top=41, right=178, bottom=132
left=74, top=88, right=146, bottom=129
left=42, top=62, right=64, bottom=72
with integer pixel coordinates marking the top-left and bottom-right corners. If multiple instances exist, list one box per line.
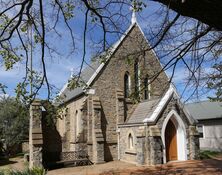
left=0, top=167, right=47, bottom=175
left=199, top=150, right=221, bottom=159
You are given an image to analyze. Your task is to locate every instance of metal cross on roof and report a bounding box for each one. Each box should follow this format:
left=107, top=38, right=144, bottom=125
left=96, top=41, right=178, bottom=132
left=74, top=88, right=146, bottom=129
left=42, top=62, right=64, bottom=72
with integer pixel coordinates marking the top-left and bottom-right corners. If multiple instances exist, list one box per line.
left=131, top=1, right=137, bottom=24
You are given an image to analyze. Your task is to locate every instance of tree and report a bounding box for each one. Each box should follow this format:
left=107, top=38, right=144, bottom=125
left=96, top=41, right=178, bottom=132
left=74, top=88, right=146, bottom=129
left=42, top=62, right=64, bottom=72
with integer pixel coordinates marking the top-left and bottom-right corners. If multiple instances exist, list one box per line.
left=207, top=62, right=222, bottom=101
left=154, top=0, right=222, bottom=31
left=0, top=0, right=221, bottom=102
left=0, top=97, right=29, bottom=156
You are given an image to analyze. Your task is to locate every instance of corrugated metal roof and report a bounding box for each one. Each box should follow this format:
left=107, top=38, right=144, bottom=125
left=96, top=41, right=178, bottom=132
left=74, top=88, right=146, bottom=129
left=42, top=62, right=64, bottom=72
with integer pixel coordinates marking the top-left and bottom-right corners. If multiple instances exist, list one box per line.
left=127, top=98, right=160, bottom=124
left=185, top=101, right=222, bottom=120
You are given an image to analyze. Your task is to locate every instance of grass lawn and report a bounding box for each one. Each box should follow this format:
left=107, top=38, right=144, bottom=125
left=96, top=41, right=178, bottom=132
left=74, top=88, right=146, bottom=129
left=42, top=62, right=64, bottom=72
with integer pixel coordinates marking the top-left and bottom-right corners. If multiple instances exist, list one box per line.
left=199, top=150, right=222, bottom=160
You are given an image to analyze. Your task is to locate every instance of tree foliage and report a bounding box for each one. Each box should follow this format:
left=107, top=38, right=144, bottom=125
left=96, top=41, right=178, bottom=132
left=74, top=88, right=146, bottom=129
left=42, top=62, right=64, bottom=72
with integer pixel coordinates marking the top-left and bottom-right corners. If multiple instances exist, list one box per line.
left=0, top=0, right=221, bottom=102
left=0, top=97, right=29, bottom=156
left=154, top=0, right=222, bottom=31
left=207, top=63, right=222, bottom=101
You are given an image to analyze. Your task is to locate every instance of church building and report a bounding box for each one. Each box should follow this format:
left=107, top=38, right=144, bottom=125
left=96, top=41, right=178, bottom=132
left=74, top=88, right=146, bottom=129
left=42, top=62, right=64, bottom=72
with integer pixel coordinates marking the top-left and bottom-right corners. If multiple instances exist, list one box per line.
left=56, top=13, right=199, bottom=165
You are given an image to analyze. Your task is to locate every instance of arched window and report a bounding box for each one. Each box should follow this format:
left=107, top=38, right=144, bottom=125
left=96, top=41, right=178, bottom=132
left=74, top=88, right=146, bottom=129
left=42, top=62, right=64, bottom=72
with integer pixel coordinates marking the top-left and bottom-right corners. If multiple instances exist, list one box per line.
left=75, top=110, right=82, bottom=138
left=128, top=133, right=134, bottom=149
left=75, top=110, right=79, bottom=138
left=144, top=76, right=148, bottom=100
left=134, top=59, right=139, bottom=96
left=124, top=72, right=130, bottom=98
left=144, top=75, right=150, bottom=100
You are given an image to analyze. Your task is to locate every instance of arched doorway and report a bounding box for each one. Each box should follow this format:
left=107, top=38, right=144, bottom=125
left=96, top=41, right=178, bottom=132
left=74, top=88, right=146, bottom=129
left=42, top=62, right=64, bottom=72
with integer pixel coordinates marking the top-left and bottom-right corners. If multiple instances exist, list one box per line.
left=161, top=110, right=187, bottom=163
left=165, top=120, right=177, bottom=161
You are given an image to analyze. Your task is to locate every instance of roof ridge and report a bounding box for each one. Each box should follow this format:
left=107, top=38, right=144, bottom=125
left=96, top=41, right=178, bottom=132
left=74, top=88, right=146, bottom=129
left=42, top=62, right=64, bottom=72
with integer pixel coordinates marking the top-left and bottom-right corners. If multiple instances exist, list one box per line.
left=56, top=22, right=136, bottom=103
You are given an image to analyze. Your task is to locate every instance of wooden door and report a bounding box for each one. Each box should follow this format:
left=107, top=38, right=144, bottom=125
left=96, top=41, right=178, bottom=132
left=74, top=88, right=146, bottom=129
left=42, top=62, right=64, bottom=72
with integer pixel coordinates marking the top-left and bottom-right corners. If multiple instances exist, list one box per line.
left=165, top=120, right=178, bottom=161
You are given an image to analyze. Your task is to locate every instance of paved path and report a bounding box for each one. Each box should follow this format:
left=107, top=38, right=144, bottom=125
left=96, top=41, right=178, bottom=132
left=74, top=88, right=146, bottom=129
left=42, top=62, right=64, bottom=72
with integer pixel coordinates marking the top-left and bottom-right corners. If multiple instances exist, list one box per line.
left=0, top=156, right=26, bottom=171
left=1, top=156, right=221, bottom=174
left=48, top=157, right=222, bottom=175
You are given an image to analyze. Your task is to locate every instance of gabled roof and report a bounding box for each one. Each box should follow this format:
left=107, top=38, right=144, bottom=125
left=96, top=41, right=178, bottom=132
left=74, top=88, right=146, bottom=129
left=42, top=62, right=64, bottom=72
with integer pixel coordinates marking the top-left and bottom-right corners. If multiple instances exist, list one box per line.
left=58, top=60, right=101, bottom=103
left=143, top=85, right=175, bottom=123
left=120, top=84, right=196, bottom=126
left=185, top=101, right=222, bottom=120
left=143, top=84, right=196, bottom=124
left=126, top=98, right=160, bottom=124
left=58, top=16, right=169, bottom=104
left=58, top=21, right=143, bottom=103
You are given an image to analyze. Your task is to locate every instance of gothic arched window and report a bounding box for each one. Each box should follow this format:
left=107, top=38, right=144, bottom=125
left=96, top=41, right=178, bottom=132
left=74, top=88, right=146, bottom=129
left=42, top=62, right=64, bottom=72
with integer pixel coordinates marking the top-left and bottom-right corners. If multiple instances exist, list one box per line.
left=144, top=75, right=150, bottom=100
left=124, top=72, right=130, bottom=98
left=75, top=110, right=82, bottom=138
left=134, top=59, right=139, bottom=96
left=144, top=77, right=148, bottom=100
left=128, top=133, right=134, bottom=149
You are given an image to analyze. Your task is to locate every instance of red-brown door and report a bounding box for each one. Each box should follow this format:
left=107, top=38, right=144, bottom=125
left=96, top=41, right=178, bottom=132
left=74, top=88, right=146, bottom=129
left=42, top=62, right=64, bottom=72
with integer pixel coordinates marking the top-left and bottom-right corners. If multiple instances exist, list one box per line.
left=165, top=120, right=178, bottom=161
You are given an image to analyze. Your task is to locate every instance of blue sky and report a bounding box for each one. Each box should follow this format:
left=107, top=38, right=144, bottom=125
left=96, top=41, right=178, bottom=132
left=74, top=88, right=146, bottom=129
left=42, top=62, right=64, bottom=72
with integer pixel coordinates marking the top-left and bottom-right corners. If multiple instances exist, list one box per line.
left=0, top=1, right=215, bottom=102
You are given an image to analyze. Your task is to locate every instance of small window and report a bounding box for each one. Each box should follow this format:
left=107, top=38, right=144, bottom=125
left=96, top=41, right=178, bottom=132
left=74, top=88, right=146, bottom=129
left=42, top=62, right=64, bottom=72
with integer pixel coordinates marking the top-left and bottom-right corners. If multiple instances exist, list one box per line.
left=124, top=72, right=130, bottom=98
left=128, top=133, right=134, bottom=149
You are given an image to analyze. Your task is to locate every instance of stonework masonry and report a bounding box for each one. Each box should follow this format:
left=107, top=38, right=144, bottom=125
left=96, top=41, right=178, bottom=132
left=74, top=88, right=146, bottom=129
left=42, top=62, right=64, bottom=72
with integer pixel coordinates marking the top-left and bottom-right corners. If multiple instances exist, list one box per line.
left=118, top=96, right=199, bottom=165
left=29, top=99, right=43, bottom=168
left=89, top=25, right=169, bottom=161
left=189, top=126, right=200, bottom=160
left=56, top=24, right=170, bottom=163
left=54, top=23, right=199, bottom=166
left=155, top=97, right=199, bottom=161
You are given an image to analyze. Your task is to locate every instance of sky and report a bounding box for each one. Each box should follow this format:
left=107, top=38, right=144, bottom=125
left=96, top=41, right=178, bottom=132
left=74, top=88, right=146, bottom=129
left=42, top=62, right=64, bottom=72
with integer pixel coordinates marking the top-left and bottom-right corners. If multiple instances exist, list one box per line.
left=0, top=1, right=215, bottom=102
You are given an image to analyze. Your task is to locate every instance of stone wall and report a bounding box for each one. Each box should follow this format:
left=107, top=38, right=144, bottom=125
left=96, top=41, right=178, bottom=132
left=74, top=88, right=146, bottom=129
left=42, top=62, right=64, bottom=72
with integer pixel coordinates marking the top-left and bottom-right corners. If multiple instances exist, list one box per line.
left=29, top=99, right=43, bottom=168
left=119, top=96, right=199, bottom=165
left=135, top=127, right=146, bottom=165
left=119, top=125, right=164, bottom=166
left=56, top=24, right=169, bottom=163
left=189, top=126, right=200, bottom=159
left=155, top=96, right=198, bottom=161
left=119, top=125, right=144, bottom=164
left=90, top=24, right=169, bottom=161
left=49, top=23, right=199, bottom=165
left=57, top=96, right=87, bottom=152
left=147, top=126, right=163, bottom=165
left=42, top=111, right=62, bottom=166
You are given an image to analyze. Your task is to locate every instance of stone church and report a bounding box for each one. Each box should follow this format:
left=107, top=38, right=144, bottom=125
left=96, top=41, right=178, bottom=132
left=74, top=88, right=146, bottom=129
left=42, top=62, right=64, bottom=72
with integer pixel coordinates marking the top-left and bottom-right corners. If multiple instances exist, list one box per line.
left=56, top=15, right=199, bottom=166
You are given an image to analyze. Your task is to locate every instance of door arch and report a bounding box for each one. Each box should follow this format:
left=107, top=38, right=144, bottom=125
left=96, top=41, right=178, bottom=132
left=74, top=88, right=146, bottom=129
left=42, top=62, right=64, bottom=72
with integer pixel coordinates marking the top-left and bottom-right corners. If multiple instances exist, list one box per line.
left=165, top=120, right=177, bottom=161
left=161, top=110, right=187, bottom=163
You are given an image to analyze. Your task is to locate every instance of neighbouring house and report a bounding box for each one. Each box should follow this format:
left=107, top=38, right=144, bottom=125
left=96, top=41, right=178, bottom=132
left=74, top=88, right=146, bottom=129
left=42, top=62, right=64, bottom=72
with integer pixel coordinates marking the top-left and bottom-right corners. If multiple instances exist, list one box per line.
left=186, top=101, right=222, bottom=152
left=54, top=14, right=200, bottom=166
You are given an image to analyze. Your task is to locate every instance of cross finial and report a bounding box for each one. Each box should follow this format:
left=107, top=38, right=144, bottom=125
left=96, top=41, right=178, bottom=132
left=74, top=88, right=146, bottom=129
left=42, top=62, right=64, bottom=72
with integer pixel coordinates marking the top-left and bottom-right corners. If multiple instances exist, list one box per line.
left=131, top=0, right=137, bottom=24
left=70, top=68, right=74, bottom=77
